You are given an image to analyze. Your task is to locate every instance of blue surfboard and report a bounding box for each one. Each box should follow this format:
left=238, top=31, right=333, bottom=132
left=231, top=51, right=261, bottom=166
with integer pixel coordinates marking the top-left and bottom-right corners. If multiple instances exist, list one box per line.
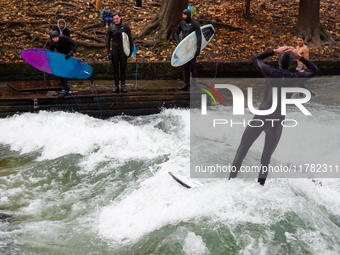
left=171, top=24, right=215, bottom=67
left=21, top=49, right=93, bottom=79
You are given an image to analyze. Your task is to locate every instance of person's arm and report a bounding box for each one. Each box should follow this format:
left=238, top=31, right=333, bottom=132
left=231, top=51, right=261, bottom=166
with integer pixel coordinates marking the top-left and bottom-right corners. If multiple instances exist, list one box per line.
left=303, top=47, right=309, bottom=60
left=251, top=50, right=275, bottom=76
left=49, top=41, right=55, bottom=51
left=64, top=28, right=70, bottom=38
left=66, top=36, right=78, bottom=53
left=194, top=22, right=202, bottom=57
left=252, top=46, right=288, bottom=76
left=100, top=9, right=104, bottom=21
left=126, top=25, right=134, bottom=57
left=64, top=36, right=78, bottom=59
left=175, top=23, right=182, bottom=44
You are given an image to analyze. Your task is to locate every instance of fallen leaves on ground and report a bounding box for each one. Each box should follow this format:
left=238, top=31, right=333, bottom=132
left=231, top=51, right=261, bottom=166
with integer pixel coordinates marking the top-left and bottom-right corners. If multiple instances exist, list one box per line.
left=0, top=0, right=339, bottom=64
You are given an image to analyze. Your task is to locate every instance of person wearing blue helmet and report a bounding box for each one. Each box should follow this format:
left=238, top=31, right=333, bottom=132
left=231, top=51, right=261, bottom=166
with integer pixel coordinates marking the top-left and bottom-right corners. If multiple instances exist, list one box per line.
left=175, top=8, right=202, bottom=91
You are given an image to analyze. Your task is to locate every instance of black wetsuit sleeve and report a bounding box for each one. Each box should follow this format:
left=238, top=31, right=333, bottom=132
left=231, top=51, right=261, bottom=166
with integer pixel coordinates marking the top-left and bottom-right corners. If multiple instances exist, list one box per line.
left=252, top=50, right=275, bottom=77
left=298, top=57, right=320, bottom=77
left=66, top=36, right=78, bottom=53
left=49, top=41, right=55, bottom=51
left=106, top=28, right=111, bottom=55
left=175, top=24, right=182, bottom=44
left=63, top=28, right=70, bottom=38
left=194, top=22, right=202, bottom=54
left=125, top=25, right=134, bottom=57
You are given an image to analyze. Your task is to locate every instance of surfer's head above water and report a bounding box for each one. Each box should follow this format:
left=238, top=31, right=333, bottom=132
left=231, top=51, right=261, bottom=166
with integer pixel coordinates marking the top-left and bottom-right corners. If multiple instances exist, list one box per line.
left=182, top=9, right=192, bottom=23
left=278, top=51, right=293, bottom=70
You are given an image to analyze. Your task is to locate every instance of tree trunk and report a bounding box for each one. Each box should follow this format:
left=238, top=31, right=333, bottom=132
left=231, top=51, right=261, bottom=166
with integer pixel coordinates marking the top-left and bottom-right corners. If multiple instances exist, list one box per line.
left=245, top=0, right=251, bottom=19
left=297, top=0, right=334, bottom=47
left=137, top=0, right=188, bottom=41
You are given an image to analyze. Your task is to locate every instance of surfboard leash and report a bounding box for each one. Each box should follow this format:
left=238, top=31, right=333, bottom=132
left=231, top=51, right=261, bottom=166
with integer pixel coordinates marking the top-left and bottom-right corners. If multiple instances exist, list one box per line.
left=135, top=55, right=138, bottom=91
left=207, top=40, right=219, bottom=85
left=91, top=79, right=103, bottom=119
left=62, top=89, right=81, bottom=113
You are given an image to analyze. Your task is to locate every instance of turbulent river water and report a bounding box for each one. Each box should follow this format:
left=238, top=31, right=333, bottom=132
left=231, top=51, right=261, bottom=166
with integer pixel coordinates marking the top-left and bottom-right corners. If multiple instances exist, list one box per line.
left=1, top=77, right=340, bottom=254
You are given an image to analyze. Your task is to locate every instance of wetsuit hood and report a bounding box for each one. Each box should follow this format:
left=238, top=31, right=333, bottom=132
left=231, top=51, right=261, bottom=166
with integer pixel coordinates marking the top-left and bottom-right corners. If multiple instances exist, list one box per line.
left=50, top=30, right=59, bottom=38
left=183, top=9, right=192, bottom=23
left=278, top=51, right=293, bottom=70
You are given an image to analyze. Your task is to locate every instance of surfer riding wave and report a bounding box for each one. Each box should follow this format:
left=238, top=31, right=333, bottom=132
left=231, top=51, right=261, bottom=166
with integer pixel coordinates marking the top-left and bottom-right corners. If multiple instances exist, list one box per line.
left=229, top=46, right=320, bottom=185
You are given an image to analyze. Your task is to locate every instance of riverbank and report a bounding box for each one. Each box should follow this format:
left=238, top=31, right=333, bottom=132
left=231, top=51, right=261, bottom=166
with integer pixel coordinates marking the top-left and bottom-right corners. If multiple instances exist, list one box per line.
left=1, top=60, right=339, bottom=81
left=1, top=0, right=340, bottom=65
left=0, top=79, right=193, bottom=118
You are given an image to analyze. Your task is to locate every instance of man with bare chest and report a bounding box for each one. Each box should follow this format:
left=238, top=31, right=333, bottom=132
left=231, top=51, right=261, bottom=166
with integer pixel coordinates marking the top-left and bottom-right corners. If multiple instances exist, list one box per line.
left=296, top=34, right=309, bottom=72
left=295, top=34, right=315, bottom=96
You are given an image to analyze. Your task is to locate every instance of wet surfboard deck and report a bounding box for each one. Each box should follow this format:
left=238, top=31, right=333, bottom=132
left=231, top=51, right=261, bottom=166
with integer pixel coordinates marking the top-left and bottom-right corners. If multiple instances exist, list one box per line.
left=168, top=172, right=205, bottom=188
left=21, top=49, right=93, bottom=79
left=171, top=24, right=215, bottom=67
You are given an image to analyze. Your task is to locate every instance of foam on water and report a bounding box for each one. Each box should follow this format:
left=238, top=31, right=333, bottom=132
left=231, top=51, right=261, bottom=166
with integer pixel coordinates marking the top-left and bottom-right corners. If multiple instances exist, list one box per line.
left=0, top=111, right=186, bottom=162
left=0, top=107, right=340, bottom=254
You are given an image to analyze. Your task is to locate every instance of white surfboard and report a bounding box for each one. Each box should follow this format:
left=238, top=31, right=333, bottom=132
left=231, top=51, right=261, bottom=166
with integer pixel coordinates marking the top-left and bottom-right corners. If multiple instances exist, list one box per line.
left=171, top=24, right=215, bottom=67
left=169, top=172, right=205, bottom=188
left=122, top=32, right=136, bottom=58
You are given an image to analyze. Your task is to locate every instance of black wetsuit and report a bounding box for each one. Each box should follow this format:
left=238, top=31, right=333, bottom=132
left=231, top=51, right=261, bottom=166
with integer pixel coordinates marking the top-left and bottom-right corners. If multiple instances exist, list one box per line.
left=49, top=35, right=78, bottom=91
left=175, top=10, right=202, bottom=89
left=106, top=22, right=133, bottom=88
left=229, top=50, right=320, bottom=185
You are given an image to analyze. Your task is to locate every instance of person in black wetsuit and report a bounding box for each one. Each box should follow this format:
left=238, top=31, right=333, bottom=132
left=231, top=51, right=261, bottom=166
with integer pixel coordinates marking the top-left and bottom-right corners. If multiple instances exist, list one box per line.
left=229, top=46, right=320, bottom=185
left=106, top=12, right=134, bottom=93
left=175, top=8, right=202, bottom=91
left=49, top=30, right=78, bottom=98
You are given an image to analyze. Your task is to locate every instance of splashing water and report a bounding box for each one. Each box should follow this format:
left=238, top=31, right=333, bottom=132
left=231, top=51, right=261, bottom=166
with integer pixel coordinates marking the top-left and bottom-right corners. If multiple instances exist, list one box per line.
left=0, top=107, right=340, bottom=254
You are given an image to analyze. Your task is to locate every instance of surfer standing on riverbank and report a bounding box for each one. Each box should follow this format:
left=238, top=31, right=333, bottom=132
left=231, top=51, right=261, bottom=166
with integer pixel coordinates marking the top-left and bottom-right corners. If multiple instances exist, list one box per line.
left=175, top=8, right=201, bottom=91
left=106, top=12, right=134, bottom=93
left=229, top=46, right=320, bottom=186
left=49, top=31, right=78, bottom=98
